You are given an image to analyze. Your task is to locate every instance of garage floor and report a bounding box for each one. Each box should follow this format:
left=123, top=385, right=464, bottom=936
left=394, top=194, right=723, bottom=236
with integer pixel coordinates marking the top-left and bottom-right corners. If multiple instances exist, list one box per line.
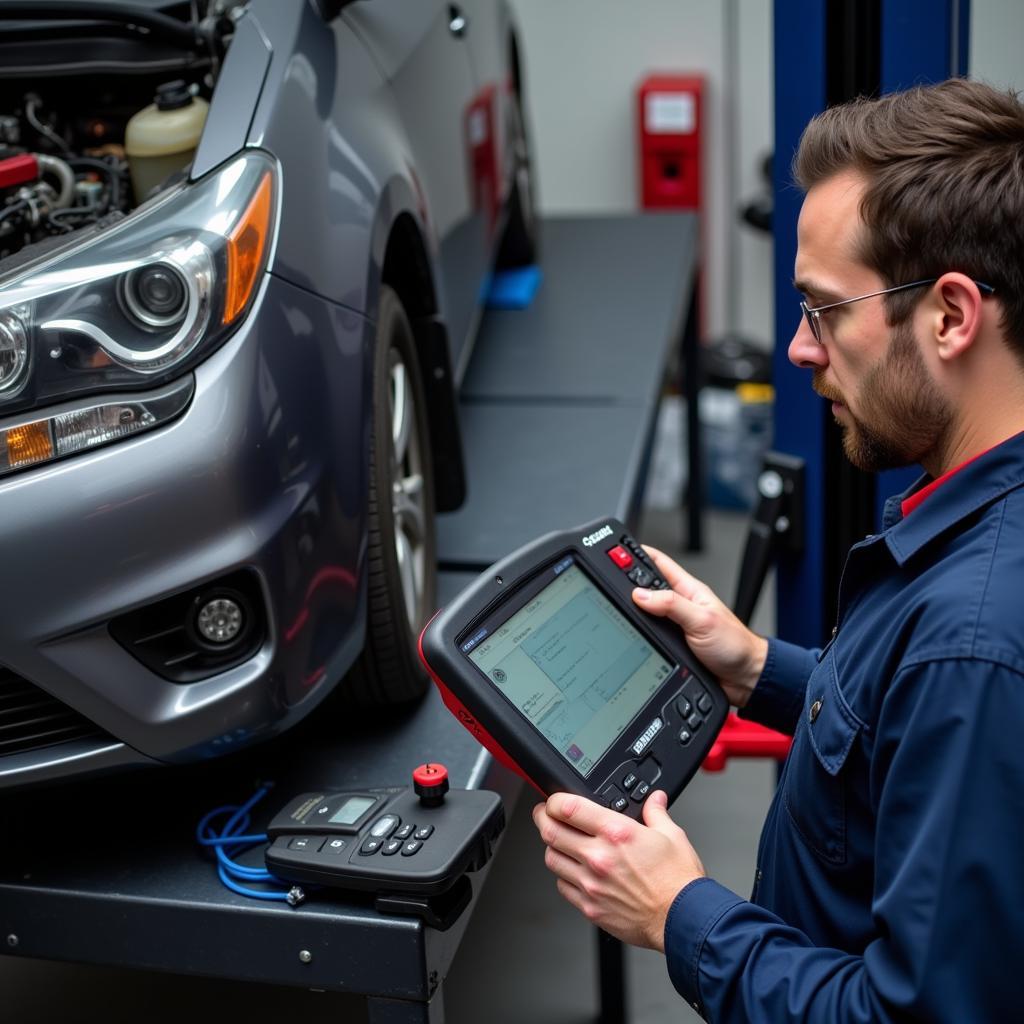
left=0, top=505, right=777, bottom=1024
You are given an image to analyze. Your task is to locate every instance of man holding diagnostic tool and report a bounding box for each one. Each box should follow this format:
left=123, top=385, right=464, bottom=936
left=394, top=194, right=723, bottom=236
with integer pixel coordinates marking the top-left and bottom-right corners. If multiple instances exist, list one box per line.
left=533, top=78, right=1024, bottom=1021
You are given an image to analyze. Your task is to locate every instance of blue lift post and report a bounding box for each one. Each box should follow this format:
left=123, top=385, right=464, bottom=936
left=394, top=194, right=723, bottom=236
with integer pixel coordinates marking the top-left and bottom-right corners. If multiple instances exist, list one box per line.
left=772, top=0, right=972, bottom=648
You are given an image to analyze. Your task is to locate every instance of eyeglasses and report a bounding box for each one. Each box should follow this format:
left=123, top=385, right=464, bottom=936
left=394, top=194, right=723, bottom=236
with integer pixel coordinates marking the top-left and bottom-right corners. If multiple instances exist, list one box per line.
left=800, top=278, right=996, bottom=343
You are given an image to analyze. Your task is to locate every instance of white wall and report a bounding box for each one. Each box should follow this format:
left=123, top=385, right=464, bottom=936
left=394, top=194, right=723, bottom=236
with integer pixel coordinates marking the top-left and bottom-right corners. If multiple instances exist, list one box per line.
left=504, top=1, right=1024, bottom=351
left=733, top=0, right=774, bottom=348
left=970, top=0, right=1024, bottom=92
left=508, top=0, right=775, bottom=349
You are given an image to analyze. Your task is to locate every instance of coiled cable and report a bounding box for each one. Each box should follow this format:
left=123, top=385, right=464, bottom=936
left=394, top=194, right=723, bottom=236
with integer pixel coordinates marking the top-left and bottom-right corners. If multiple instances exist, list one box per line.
left=196, top=784, right=305, bottom=905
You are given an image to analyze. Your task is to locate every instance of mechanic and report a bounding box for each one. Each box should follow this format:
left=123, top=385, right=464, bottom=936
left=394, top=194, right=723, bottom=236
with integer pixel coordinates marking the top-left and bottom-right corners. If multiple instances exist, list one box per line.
left=533, top=78, right=1024, bottom=1021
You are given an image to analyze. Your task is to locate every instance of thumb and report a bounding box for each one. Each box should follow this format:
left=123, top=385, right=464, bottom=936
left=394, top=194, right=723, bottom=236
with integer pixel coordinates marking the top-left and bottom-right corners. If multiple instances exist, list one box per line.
left=632, top=587, right=704, bottom=635
left=641, top=790, right=678, bottom=836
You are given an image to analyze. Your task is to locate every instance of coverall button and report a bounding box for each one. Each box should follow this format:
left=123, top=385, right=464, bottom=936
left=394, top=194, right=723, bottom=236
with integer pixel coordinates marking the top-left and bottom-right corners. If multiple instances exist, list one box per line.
left=809, top=698, right=823, bottom=723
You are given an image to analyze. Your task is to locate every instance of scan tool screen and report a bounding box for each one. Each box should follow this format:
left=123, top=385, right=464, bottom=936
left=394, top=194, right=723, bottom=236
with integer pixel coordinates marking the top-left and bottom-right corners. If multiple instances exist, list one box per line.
left=467, top=562, right=673, bottom=777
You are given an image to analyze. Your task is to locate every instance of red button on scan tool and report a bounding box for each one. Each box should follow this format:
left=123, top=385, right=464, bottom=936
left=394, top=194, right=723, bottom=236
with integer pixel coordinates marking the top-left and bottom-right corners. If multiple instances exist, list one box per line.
left=607, top=545, right=633, bottom=570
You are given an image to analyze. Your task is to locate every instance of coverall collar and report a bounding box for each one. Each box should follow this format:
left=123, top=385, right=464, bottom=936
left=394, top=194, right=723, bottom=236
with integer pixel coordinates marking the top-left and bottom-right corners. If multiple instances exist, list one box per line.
left=882, top=430, right=1024, bottom=566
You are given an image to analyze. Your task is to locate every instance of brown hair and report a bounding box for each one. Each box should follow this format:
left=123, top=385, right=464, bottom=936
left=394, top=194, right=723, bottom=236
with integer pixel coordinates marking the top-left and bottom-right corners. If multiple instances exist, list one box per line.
left=793, top=78, right=1024, bottom=357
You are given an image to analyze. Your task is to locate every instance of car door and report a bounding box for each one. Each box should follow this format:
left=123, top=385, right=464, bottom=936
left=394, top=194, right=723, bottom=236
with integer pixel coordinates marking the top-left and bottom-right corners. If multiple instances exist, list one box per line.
left=342, top=1, right=488, bottom=374
left=454, top=0, right=515, bottom=228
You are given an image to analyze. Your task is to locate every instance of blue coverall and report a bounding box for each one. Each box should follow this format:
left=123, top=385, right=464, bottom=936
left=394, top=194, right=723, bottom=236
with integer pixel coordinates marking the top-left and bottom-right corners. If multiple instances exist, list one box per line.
left=665, top=432, right=1024, bottom=1021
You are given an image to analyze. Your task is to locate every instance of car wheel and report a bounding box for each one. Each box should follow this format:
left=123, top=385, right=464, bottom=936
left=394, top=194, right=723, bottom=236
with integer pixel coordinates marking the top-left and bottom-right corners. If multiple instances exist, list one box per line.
left=348, top=285, right=437, bottom=705
left=496, top=92, right=539, bottom=268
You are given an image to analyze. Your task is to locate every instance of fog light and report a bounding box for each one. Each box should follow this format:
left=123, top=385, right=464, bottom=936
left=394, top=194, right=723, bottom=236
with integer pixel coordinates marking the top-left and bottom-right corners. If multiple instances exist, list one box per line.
left=111, top=569, right=263, bottom=683
left=196, top=598, right=244, bottom=645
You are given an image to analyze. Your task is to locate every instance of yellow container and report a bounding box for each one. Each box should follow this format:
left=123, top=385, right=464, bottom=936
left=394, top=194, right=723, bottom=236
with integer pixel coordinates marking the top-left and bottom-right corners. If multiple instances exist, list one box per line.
left=125, top=81, right=209, bottom=201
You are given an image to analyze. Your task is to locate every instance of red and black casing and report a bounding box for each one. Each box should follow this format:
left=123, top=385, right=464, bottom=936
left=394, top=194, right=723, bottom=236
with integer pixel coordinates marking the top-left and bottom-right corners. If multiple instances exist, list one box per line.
left=418, top=516, right=728, bottom=820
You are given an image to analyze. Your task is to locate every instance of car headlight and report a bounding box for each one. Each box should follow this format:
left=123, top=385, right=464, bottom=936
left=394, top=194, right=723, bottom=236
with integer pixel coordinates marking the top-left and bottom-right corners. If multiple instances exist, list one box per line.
left=0, top=150, right=277, bottom=477
left=0, top=149, right=277, bottom=409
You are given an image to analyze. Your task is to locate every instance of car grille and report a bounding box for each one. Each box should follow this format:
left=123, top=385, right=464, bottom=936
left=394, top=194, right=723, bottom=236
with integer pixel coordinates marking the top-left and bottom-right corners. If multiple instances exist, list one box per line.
left=0, top=665, right=113, bottom=758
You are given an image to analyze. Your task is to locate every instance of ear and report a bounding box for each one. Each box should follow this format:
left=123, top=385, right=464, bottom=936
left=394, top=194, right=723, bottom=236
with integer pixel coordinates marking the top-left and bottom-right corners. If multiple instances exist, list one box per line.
left=929, top=273, right=986, bottom=363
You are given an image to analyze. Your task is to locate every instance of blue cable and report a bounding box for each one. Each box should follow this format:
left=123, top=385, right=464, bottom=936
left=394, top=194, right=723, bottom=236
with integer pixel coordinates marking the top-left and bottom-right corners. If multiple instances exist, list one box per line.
left=196, top=784, right=303, bottom=904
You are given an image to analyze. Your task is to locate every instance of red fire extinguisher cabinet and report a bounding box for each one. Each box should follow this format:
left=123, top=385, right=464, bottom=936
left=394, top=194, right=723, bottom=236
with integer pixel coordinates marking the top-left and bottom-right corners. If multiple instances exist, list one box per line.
left=637, top=74, right=704, bottom=209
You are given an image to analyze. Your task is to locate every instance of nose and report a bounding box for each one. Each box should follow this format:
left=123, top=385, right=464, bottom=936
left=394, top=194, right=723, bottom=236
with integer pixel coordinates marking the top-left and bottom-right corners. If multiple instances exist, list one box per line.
left=788, top=316, right=829, bottom=370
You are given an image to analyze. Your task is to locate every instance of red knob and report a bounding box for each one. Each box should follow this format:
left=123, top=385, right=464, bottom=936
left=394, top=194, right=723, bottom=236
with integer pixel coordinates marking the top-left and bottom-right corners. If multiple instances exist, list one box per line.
left=413, top=762, right=449, bottom=806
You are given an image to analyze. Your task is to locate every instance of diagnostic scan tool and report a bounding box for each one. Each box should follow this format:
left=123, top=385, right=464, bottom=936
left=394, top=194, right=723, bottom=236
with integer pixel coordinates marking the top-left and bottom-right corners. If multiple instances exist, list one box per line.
left=419, top=517, right=728, bottom=819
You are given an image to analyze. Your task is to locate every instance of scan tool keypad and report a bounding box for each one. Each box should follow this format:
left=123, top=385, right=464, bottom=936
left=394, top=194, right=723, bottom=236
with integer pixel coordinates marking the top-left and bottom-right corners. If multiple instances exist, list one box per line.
left=604, top=533, right=670, bottom=590
left=599, top=670, right=717, bottom=812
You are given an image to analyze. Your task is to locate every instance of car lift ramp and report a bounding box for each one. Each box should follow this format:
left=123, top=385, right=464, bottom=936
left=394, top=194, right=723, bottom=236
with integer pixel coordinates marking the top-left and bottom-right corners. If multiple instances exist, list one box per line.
left=0, top=213, right=698, bottom=1024
left=441, top=214, right=699, bottom=570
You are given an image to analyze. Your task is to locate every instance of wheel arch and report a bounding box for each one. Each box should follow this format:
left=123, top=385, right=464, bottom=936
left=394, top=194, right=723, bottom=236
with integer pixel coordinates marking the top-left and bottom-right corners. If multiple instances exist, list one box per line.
left=380, top=212, right=467, bottom=514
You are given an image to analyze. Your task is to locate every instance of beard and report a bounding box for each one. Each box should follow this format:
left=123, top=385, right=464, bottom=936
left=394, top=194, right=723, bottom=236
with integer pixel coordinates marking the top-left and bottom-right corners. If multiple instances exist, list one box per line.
left=813, top=321, right=954, bottom=472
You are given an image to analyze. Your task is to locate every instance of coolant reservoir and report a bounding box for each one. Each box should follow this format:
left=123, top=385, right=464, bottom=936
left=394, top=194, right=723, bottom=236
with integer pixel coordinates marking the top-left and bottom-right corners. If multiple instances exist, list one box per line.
left=125, top=81, right=209, bottom=201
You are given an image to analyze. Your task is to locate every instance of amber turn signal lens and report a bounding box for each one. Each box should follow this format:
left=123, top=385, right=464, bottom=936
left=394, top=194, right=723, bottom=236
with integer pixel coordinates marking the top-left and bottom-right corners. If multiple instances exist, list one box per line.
left=3, top=419, right=53, bottom=468
left=223, top=171, right=273, bottom=326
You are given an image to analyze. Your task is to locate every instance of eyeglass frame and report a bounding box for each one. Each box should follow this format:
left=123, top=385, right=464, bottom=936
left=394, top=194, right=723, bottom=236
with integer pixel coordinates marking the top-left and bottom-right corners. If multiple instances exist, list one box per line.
left=800, top=277, right=996, bottom=344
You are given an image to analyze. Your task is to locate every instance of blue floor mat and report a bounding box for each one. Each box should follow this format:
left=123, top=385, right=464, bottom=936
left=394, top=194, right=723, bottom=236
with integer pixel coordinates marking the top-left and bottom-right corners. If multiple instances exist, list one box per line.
left=485, top=265, right=543, bottom=309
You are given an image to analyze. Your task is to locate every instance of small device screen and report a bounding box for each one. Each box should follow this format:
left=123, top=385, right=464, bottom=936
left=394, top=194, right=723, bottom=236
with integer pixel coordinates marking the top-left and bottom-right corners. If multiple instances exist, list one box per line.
left=467, top=562, right=673, bottom=777
left=329, top=795, right=376, bottom=825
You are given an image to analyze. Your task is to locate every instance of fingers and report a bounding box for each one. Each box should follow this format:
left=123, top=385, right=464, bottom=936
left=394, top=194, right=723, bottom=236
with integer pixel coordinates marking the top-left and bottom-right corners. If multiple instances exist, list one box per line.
left=535, top=792, right=703, bottom=947
left=555, top=877, right=588, bottom=918
left=641, top=790, right=680, bottom=839
left=642, top=545, right=707, bottom=600
left=532, top=802, right=590, bottom=861
left=543, top=843, right=588, bottom=891
left=631, top=585, right=711, bottom=636
left=532, top=794, right=636, bottom=866
left=646, top=788, right=669, bottom=811
left=539, top=813, right=627, bottom=928
left=544, top=792, right=634, bottom=844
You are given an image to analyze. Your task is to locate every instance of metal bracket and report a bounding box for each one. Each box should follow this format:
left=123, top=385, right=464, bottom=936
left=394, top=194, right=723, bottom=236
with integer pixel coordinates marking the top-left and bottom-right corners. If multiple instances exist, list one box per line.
left=732, top=450, right=805, bottom=625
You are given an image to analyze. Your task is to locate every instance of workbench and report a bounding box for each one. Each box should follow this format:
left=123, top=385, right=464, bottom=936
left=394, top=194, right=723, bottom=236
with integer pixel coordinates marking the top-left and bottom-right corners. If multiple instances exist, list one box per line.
left=0, top=213, right=698, bottom=1023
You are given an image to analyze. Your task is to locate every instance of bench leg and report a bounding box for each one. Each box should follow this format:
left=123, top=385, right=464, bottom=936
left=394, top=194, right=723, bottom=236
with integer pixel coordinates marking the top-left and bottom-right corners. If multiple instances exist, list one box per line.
left=597, top=928, right=627, bottom=1024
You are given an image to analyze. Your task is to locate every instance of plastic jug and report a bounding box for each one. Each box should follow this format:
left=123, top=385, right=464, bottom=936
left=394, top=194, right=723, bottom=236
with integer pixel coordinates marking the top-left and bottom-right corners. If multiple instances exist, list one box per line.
left=125, top=80, right=209, bottom=201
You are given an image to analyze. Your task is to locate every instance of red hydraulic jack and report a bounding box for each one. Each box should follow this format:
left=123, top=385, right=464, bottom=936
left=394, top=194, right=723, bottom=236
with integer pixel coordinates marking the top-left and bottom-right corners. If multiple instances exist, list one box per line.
left=702, top=714, right=792, bottom=771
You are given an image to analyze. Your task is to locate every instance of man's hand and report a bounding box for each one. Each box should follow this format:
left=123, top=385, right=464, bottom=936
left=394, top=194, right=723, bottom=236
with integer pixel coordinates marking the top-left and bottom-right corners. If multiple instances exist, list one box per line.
left=633, top=545, right=768, bottom=708
left=532, top=790, right=705, bottom=951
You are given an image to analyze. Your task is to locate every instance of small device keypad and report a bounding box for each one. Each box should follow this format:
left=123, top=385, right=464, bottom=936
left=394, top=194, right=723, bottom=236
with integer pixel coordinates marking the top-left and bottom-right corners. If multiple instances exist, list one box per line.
left=358, top=817, right=434, bottom=858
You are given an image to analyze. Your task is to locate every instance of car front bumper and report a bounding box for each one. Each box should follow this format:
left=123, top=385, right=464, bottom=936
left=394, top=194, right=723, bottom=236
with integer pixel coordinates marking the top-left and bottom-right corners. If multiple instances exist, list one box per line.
left=0, top=273, right=372, bottom=788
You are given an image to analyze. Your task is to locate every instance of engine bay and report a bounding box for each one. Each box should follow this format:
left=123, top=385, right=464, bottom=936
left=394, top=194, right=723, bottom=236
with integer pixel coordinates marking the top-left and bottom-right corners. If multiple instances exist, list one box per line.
left=0, top=1, right=241, bottom=266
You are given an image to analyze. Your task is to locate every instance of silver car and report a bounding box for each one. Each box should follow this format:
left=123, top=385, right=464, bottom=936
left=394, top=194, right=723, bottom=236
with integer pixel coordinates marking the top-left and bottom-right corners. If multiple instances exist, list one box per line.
left=0, top=0, right=537, bottom=787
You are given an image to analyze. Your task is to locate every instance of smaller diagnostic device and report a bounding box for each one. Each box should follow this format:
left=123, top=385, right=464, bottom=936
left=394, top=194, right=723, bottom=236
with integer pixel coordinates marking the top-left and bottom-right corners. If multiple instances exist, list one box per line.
left=264, top=765, right=504, bottom=898
left=419, top=517, right=728, bottom=819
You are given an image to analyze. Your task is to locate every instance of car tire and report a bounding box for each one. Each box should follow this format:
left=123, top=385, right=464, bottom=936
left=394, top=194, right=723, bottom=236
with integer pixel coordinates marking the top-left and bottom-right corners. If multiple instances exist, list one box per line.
left=347, top=285, right=437, bottom=705
left=495, top=92, right=539, bottom=269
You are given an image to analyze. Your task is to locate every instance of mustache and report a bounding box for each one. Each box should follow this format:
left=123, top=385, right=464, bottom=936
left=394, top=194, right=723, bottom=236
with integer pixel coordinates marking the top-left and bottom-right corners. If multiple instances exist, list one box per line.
left=813, top=371, right=845, bottom=404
